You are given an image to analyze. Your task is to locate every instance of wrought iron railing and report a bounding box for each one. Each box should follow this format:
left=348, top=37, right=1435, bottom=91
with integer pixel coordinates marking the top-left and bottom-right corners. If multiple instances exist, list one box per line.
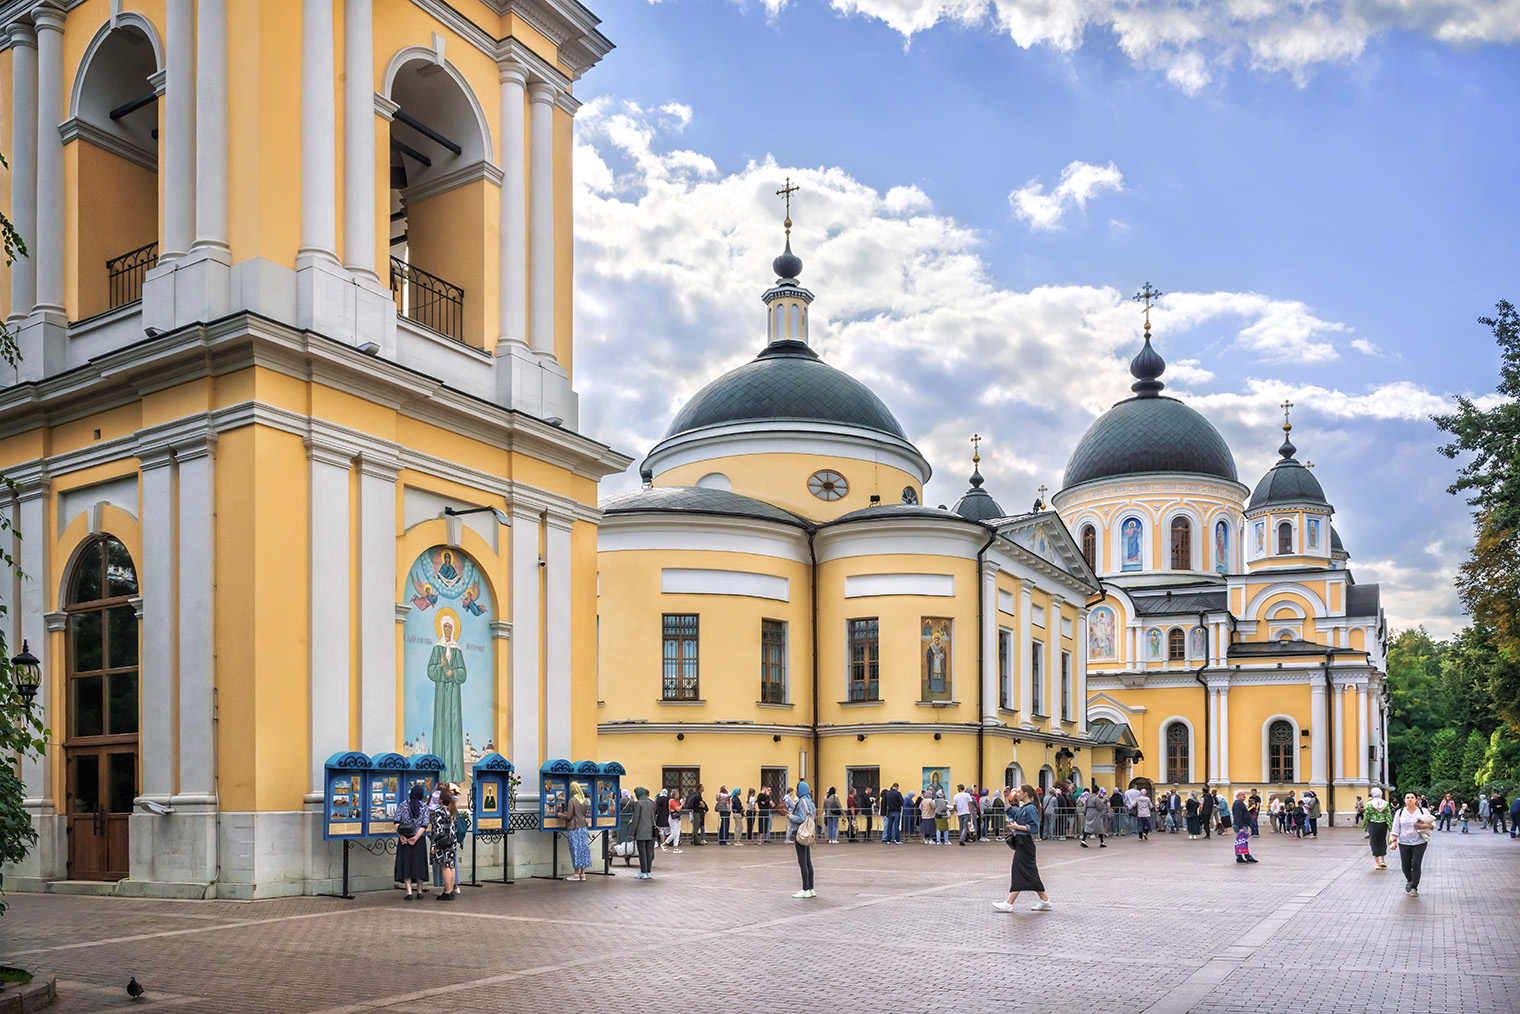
left=760, top=681, right=786, bottom=704
left=389, top=256, right=464, bottom=342
left=848, top=680, right=879, bottom=702
left=106, top=242, right=157, bottom=309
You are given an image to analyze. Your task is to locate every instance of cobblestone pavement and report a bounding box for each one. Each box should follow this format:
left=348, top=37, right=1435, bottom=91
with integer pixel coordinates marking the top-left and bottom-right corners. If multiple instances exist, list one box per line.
left=2, top=825, right=1516, bottom=1013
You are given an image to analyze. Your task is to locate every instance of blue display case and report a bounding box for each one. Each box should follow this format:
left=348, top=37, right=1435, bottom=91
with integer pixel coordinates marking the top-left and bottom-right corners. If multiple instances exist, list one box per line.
left=472, top=753, right=513, bottom=832
left=323, top=752, right=373, bottom=840
left=408, top=753, right=446, bottom=800
left=592, top=761, right=625, bottom=829
left=539, top=759, right=574, bottom=829
left=367, top=753, right=408, bottom=831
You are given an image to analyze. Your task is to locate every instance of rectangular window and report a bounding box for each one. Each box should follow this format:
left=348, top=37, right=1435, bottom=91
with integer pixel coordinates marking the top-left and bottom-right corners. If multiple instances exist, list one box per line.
left=760, top=766, right=787, bottom=810
left=662, top=766, right=700, bottom=804
left=1031, top=642, right=1045, bottom=716
left=1060, top=650, right=1072, bottom=721
left=662, top=613, right=700, bottom=700
left=847, top=618, right=880, bottom=701
left=761, top=619, right=787, bottom=703
left=998, top=628, right=1013, bottom=710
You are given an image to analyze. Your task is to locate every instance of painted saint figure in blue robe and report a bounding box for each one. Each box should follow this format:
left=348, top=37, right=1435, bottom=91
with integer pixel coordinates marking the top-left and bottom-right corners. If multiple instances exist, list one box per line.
left=428, top=616, right=467, bottom=783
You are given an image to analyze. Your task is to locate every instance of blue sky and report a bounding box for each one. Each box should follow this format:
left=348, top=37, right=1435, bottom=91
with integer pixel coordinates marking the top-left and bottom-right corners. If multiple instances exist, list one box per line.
left=569, top=0, right=1520, bottom=637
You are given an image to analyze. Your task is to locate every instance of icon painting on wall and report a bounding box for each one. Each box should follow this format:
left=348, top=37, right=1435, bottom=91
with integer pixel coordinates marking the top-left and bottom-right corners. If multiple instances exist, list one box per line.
left=922, top=618, right=952, bottom=698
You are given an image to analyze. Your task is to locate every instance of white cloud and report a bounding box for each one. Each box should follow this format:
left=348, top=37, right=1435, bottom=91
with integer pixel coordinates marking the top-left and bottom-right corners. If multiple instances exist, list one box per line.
left=574, top=97, right=1480, bottom=635
left=1009, top=160, right=1125, bottom=231
left=775, top=0, right=1520, bottom=92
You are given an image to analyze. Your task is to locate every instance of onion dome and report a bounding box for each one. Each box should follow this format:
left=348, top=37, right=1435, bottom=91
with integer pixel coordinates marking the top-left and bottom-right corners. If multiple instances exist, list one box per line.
left=773, top=238, right=803, bottom=281
left=952, top=450, right=1005, bottom=521
left=1248, top=421, right=1330, bottom=512
left=1061, top=334, right=1236, bottom=489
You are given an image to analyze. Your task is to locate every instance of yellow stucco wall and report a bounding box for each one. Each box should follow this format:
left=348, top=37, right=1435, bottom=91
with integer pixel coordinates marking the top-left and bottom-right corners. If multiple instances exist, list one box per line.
left=657, top=452, right=923, bottom=523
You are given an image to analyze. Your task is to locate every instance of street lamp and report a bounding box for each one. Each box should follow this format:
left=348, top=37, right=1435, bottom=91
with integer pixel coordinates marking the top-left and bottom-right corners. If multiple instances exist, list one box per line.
left=10, top=640, right=40, bottom=710
left=443, top=505, right=511, bottom=526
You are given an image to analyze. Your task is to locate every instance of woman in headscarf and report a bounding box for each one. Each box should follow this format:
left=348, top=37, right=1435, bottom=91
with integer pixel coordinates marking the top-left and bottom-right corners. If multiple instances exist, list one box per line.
left=1363, top=787, right=1392, bottom=870
left=994, top=785, right=1052, bottom=912
left=1184, top=792, right=1202, bottom=839
left=629, top=786, right=658, bottom=879
left=788, top=781, right=817, bottom=898
left=1080, top=787, right=1108, bottom=848
left=559, top=780, right=592, bottom=881
left=394, top=782, right=431, bottom=899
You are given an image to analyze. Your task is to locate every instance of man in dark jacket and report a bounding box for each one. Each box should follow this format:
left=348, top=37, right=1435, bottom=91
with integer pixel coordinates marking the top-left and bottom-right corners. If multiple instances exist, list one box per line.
left=880, top=783, right=904, bottom=844
left=686, top=785, right=709, bottom=844
left=1232, top=790, right=1258, bottom=864
left=1199, top=786, right=1215, bottom=838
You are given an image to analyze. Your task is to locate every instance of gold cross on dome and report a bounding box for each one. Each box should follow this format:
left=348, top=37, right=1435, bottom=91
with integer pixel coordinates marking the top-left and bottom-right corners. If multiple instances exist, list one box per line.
left=1037, top=484, right=1048, bottom=499
left=971, top=433, right=982, bottom=464
left=1280, top=399, right=1294, bottom=431
left=777, top=177, right=800, bottom=236
left=1133, top=282, right=1164, bottom=332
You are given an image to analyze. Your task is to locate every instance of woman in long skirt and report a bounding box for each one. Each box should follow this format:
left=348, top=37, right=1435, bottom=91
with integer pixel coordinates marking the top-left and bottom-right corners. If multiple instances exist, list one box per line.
left=394, top=782, right=431, bottom=898
left=1185, top=793, right=1202, bottom=839
left=1363, top=787, right=1392, bottom=870
left=560, top=780, right=593, bottom=881
left=994, top=785, right=1051, bottom=912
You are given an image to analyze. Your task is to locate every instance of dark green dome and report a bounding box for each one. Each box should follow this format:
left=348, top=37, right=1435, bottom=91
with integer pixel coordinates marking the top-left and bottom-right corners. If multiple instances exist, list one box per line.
left=1248, top=433, right=1329, bottom=511
left=952, top=466, right=1005, bottom=521
left=664, top=340, right=906, bottom=440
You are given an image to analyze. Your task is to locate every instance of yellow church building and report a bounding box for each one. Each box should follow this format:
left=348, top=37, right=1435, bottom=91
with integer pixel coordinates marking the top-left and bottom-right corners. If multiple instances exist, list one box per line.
left=1052, top=310, right=1390, bottom=822
left=0, top=0, right=628, bottom=896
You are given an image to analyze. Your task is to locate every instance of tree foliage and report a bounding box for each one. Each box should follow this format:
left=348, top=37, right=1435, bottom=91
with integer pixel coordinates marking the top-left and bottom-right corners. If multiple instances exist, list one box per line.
left=1434, top=300, right=1520, bottom=726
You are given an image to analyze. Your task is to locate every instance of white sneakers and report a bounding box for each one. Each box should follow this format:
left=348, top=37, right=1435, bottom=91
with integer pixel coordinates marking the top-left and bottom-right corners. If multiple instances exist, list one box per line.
left=992, top=901, right=1016, bottom=912
left=1030, top=900, right=1053, bottom=911
left=792, top=888, right=816, bottom=898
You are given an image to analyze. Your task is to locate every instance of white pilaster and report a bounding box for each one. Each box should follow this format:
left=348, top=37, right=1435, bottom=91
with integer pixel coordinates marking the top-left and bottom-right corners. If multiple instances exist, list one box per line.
left=1309, top=680, right=1327, bottom=784
left=300, top=0, right=337, bottom=262
left=1075, top=610, right=1088, bottom=734
left=342, top=0, right=376, bottom=280
left=1356, top=685, right=1369, bottom=782
left=357, top=453, right=399, bottom=755
left=510, top=506, right=542, bottom=771
left=171, top=437, right=216, bottom=808
left=1332, top=681, right=1345, bottom=782
left=1217, top=684, right=1230, bottom=783
left=307, top=442, right=352, bottom=794
left=1017, top=581, right=1033, bottom=726
left=15, top=473, right=51, bottom=810
left=162, top=0, right=195, bottom=259
left=7, top=25, right=36, bottom=325
left=498, top=63, right=528, bottom=348
left=979, top=562, right=997, bottom=722
left=1207, top=688, right=1219, bottom=783
left=526, top=82, right=556, bottom=361
left=30, top=7, right=65, bottom=318
left=137, top=452, right=175, bottom=803
left=543, top=514, right=574, bottom=758
left=1048, top=595, right=1063, bottom=719
left=192, top=0, right=228, bottom=255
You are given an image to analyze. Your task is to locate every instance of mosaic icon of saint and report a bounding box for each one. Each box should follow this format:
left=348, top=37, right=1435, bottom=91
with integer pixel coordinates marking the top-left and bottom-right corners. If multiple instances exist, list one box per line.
left=428, top=610, right=467, bottom=783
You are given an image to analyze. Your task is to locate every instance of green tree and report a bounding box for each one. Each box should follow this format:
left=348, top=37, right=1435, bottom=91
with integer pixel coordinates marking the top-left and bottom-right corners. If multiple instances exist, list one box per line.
left=1428, top=727, right=1463, bottom=784
left=1460, top=728, right=1488, bottom=789
left=1385, top=628, right=1445, bottom=788
left=1434, top=300, right=1520, bottom=728
left=1438, top=625, right=1504, bottom=737
left=1477, top=726, right=1520, bottom=788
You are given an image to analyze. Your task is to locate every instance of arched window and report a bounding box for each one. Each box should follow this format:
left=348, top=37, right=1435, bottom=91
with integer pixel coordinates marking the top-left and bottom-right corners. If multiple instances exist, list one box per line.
left=1081, top=525, right=1096, bottom=570
left=1170, top=516, right=1191, bottom=570
left=65, top=536, right=140, bottom=880
left=1167, top=628, right=1186, bottom=660
left=1268, top=720, right=1294, bottom=782
left=1278, top=522, right=1293, bottom=555
left=1166, top=723, right=1189, bottom=783
left=1004, top=764, right=1024, bottom=791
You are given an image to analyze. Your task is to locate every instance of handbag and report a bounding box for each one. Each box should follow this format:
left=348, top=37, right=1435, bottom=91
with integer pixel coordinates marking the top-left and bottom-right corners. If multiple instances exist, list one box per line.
left=1005, top=832, right=1018, bottom=850
left=397, top=822, right=417, bottom=838
left=795, top=812, right=818, bottom=847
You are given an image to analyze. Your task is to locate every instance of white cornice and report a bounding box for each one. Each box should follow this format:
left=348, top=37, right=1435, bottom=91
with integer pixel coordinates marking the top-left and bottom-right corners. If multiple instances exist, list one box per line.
left=814, top=519, right=985, bottom=563
left=401, top=160, right=503, bottom=205
left=643, top=419, right=932, bottom=488
left=1053, top=473, right=1250, bottom=512
left=599, top=513, right=810, bottom=564
left=406, top=0, right=612, bottom=82
left=598, top=721, right=805, bottom=737
left=59, top=118, right=157, bottom=171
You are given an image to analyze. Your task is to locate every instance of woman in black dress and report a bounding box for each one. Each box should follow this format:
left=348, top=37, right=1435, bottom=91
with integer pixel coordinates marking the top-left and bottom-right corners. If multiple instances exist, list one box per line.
left=994, top=785, right=1051, bottom=913
left=394, top=782, right=430, bottom=899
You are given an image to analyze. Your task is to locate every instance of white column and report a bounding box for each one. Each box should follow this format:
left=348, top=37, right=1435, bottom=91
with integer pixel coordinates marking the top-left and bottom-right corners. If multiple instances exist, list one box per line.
left=526, top=82, right=556, bottom=360
left=357, top=453, right=398, bottom=755
left=1356, top=684, right=1369, bottom=781
left=1309, top=679, right=1328, bottom=785
left=342, top=0, right=376, bottom=279
left=979, top=562, right=997, bottom=722
left=192, top=0, right=228, bottom=255
left=307, top=442, right=352, bottom=794
left=7, top=25, right=36, bottom=322
left=172, top=438, right=216, bottom=806
left=1048, top=595, right=1063, bottom=719
left=137, top=453, right=175, bottom=803
left=31, top=7, right=65, bottom=315
left=1332, top=681, right=1345, bottom=782
left=1017, top=581, right=1033, bottom=726
left=299, top=0, right=338, bottom=262
left=498, top=64, right=528, bottom=347
left=1075, top=610, right=1088, bottom=734
left=543, top=514, right=574, bottom=758
left=15, top=474, right=50, bottom=809
left=1217, top=684, right=1230, bottom=782
left=163, top=0, right=195, bottom=259
left=1207, top=688, right=1219, bottom=783
left=509, top=506, right=542, bottom=772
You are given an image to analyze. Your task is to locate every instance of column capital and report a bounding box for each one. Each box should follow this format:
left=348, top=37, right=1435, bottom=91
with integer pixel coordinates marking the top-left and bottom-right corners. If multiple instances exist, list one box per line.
left=544, top=512, right=576, bottom=534
left=171, top=434, right=217, bottom=464
left=356, top=451, right=402, bottom=480
left=304, top=437, right=356, bottom=469
left=148, top=68, right=167, bottom=96
left=373, top=92, right=399, bottom=121
left=527, top=80, right=559, bottom=105
left=7, top=21, right=36, bottom=47
left=1018, top=579, right=1035, bottom=596
left=499, top=60, right=529, bottom=87
left=9, top=463, right=50, bottom=498
left=30, top=6, right=66, bottom=32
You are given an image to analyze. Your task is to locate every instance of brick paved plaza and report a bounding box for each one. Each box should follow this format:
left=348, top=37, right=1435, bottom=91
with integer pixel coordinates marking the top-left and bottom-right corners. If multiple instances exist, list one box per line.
left=2, top=825, right=1516, bottom=1013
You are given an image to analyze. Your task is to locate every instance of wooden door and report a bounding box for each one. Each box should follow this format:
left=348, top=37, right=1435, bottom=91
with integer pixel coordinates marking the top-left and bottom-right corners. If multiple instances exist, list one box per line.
left=65, top=747, right=137, bottom=880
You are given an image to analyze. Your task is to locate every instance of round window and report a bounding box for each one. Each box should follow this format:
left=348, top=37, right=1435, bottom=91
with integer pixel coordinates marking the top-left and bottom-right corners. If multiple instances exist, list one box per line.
left=807, top=470, right=849, bottom=501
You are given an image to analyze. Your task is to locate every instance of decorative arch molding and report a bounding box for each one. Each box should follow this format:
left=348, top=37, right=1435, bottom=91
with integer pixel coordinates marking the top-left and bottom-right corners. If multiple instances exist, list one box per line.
left=1160, top=505, right=1201, bottom=571
left=1243, top=583, right=1327, bottom=619
left=1261, top=713, right=1301, bottom=783
left=1158, top=716, right=1196, bottom=783
left=54, top=509, right=142, bottom=612
left=1204, top=510, right=1239, bottom=573
left=1113, top=511, right=1150, bottom=572
left=381, top=47, right=494, bottom=165
left=69, top=14, right=166, bottom=120
left=1085, top=704, right=1127, bottom=726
